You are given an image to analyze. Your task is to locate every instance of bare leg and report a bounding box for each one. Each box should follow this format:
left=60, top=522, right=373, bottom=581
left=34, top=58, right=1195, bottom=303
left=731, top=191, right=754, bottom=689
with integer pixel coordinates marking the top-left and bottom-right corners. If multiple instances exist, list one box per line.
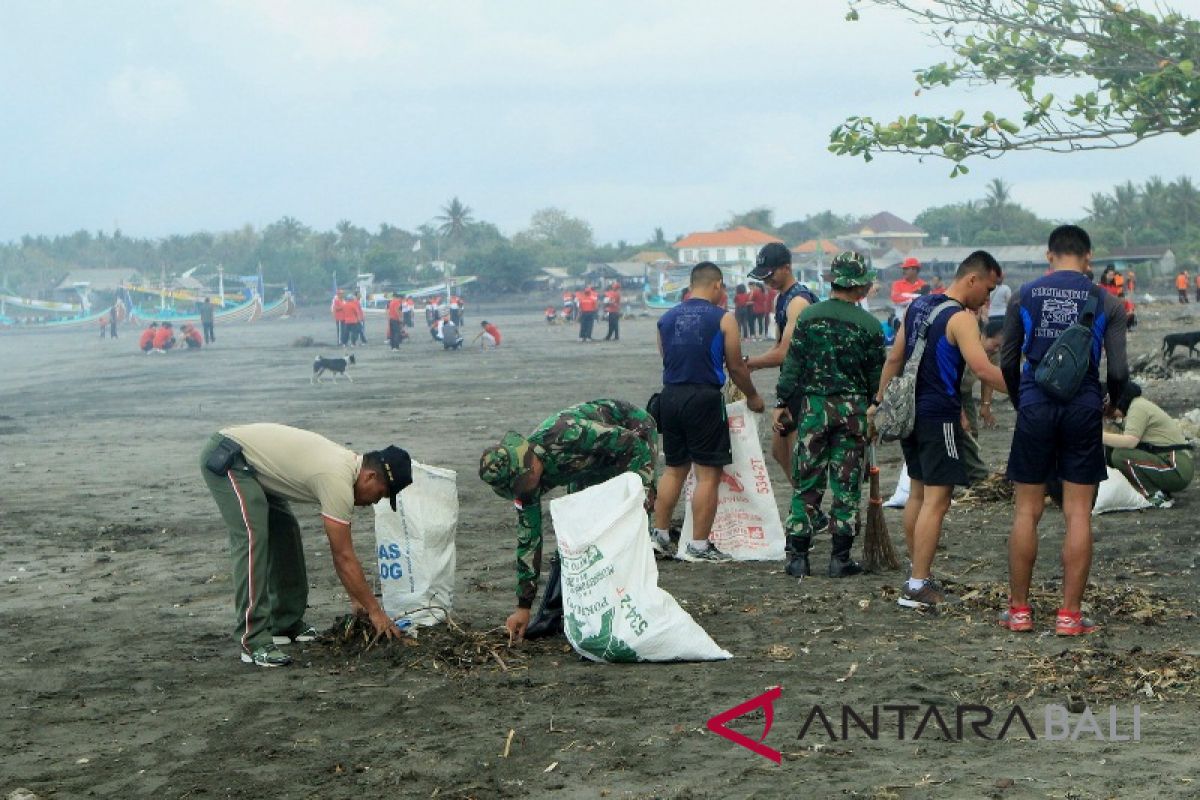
left=902, top=477, right=925, bottom=562
left=1059, top=481, right=1095, bottom=612
left=653, top=464, right=691, bottom=531
left=910, top=484, right=952, bottom=581
left=1008, top=482, right=1046, bottom=607
left=690, top=465, right=723, bottom=542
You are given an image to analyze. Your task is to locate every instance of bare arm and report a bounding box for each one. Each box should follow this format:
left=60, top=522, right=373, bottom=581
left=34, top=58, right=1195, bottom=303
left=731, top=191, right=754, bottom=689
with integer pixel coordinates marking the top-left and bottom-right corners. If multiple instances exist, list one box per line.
left=876, top=324, right=908, bottom=402
left=746, top=296, right=807, bottom=370
left=948, top=312, right=1006, bottom=393
left=721, top=312, right=762, bottom=411
left=1102, top=431, right=1140, bottom=449
left=322, top=517, right=402, bottom=638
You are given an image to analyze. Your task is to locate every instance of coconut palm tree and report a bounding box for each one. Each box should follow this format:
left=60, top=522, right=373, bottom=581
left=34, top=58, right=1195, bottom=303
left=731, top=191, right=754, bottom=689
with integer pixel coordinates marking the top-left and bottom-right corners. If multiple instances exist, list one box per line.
left=983, top=178, right=1012, bottom=210
left=436, top=197, right=475, bottom=240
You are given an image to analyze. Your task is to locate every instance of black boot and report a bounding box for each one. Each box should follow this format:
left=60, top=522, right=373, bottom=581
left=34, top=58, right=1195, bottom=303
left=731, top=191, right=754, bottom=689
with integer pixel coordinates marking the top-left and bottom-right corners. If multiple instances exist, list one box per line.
left=785, top=537, right=811, bottom=578
left=828, top=533, right=863, bottom=577
left=524, top=556, right=564, bottom=639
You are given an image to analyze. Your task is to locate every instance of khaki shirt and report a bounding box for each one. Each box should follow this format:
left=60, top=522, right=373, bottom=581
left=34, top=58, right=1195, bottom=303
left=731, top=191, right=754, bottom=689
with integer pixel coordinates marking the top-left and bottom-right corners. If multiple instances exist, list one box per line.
left=221, top=424, right=360, bottom=524
left=1122, top=398, right=1186, bottom=449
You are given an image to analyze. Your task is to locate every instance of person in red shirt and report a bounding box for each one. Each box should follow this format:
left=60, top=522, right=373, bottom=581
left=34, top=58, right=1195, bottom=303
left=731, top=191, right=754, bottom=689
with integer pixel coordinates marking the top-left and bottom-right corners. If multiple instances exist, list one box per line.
left=331, top=289, right=346, bottom=344
left=344, top=295, right=366, bottom=345
left=733, top=283, right=752, bottom=339
left=1176, top=271, right=1190, bottom=304
left=474, top=320, right=502, bottom=349
left=577, top=287, right=599, bottom=341
left=139, top=322, right=159, bottom=353
left=181, top=323, right=203, bottom=350
left=603, top=281, right=622, bottom=341
left=1124, top=269, right=1137, bottom=295
left=152, top=322, right=176, bottom=352
left=545, top=306, right=556, bottom=325
left=386, top=292, right=403, bottom=350
left=749, top=282, right=769, bottom=339
left=890, top=257, right=927, bottom=319
left=1195, top=272, right=1200, bottom=303
left=562, top=290, right=574, bottom=321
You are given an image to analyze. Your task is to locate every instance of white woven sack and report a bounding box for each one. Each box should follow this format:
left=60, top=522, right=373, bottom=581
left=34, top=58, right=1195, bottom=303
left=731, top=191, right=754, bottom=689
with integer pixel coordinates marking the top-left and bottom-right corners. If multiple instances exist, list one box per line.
left=677, top=400, right=784, bottom=560
left=1093, top=467, right=1153, bottom=515
left=550, top=472, right=731, bottom=663
left=374, top=462, right=457, bottom=624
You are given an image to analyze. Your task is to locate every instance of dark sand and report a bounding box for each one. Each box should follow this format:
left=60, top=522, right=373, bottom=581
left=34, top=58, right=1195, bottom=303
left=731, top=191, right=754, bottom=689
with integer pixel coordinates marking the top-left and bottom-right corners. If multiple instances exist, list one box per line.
left=2, top=301, right=1198, bottom=799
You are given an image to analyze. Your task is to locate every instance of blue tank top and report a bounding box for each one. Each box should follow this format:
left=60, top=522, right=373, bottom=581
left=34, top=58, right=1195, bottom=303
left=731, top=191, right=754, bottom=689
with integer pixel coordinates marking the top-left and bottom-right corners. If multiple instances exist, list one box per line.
left=658, top=298, right=727, bottom=385
left=1015, top=271, right=1107, bottom=409
left=775, top=282, right=819, bottom=340
left=903, top=293, right=965, bottom=422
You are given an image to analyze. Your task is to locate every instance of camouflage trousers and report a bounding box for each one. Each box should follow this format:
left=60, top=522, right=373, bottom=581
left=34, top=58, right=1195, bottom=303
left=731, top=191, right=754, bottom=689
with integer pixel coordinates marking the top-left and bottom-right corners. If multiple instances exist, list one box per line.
left=785, top=395, right=868, bottom=551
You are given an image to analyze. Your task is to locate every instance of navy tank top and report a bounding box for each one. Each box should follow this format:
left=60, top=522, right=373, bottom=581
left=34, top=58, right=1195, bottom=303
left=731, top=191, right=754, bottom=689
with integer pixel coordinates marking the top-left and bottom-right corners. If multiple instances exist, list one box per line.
left=658, top=298, right=727, bottom=385
left=903, top=293, right=965, bottom=423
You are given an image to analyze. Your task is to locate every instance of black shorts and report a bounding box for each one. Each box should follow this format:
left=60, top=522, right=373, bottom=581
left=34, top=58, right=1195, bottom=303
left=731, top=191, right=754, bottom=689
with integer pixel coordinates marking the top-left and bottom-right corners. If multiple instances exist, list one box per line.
left=1007, top=403, right=1106, bottom=485
left=660, top=383, right=731, bottom=467
left=900, top=418, right=969, bottom=487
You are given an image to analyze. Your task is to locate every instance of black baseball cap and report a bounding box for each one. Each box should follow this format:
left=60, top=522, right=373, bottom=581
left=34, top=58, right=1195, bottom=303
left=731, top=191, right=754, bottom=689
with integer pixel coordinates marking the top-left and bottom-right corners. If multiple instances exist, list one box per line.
left=367, top=445, right=413, bottom=510
left=749, top=242, right=791, bottom=280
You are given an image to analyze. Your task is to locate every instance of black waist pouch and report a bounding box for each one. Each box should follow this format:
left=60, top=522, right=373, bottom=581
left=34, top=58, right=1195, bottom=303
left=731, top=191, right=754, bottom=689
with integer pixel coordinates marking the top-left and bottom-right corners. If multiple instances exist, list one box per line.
left=205, top=437, right=245, bottom=475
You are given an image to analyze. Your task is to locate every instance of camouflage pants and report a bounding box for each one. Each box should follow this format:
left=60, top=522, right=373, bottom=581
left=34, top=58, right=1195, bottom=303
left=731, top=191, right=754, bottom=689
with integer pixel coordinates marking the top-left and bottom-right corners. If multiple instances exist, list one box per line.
left=785, top=395, right=868, bottom=550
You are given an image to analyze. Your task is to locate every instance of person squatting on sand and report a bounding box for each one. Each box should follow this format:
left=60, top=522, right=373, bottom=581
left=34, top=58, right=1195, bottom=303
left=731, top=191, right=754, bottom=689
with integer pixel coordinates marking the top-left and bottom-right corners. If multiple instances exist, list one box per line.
left=478, top=399, right=657, bottom=643
left=1102, top=382, right=1195, bottom=505
left=874, top=250, right=1007, bottom=612
left=650, top=262, right=764, bottom=563
left=999, top=225, right=1128, bottom=636
left=744, top=242, right=819, bottom=483
left=774, top=252, right=884, bottom=581
left=200, top=423, right=412, bottom=667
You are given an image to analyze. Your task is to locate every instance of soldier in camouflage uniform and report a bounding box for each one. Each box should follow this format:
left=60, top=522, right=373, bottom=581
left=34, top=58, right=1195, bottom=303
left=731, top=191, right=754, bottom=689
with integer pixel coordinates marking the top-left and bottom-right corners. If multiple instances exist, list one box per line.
left=479, top=398, right=657, bottom=641
left=773, top=252, right=885, bottom=580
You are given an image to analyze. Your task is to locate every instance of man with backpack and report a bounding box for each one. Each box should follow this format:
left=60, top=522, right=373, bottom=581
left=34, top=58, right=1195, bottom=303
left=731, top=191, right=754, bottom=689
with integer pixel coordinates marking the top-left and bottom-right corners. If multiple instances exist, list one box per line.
left=872, top=251, right=1007, bottom=611
left=999, top=225, right=1128, bottom=636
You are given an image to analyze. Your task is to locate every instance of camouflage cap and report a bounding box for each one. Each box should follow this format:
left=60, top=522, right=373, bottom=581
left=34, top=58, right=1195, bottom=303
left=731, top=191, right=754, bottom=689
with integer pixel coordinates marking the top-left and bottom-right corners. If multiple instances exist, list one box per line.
left=478, top=431, right=534, bottom=497
left=830, top=251, right=876, bottom=288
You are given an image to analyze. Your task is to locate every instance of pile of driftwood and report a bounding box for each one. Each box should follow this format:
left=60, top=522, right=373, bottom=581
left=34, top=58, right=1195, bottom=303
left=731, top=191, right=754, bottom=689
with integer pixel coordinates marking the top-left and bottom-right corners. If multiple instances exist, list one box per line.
left=321, top=611, right=531, bottom=674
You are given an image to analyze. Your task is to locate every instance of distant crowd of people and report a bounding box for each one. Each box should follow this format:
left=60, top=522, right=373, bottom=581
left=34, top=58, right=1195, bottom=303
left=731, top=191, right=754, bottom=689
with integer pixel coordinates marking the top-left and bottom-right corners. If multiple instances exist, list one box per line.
left=137, top=321, right=205, bottom=353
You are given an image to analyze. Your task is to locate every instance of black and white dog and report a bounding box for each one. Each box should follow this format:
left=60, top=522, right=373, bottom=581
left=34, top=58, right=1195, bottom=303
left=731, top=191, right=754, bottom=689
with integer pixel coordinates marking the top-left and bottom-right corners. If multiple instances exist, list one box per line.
left=312, top=354, right=356, bottom=383
left=1162, top=331, right=1200, bottom=360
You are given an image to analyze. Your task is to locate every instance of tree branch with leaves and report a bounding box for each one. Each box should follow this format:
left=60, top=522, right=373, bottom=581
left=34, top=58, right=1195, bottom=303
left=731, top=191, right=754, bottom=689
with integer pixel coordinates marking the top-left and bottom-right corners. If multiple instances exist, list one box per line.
left=829, top=0, right=1200, bottom=175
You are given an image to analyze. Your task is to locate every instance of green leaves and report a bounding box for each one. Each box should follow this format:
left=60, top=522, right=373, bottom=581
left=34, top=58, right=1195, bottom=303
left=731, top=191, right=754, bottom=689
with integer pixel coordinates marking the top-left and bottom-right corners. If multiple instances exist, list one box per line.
left=829, top=0, right=1200, bottom=167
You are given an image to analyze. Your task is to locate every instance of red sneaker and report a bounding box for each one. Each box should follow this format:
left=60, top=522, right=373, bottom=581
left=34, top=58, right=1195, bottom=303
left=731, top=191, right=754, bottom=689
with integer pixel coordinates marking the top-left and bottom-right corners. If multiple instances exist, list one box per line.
left=999, top=606, right=1033, bottom=632
left=1055, top=609, right=1097, bottom=636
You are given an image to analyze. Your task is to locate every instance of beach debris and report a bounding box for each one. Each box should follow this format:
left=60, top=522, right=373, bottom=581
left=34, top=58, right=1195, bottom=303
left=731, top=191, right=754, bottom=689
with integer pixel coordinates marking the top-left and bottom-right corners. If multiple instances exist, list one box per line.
left=321, top=612, right=530, bottom=675
left=766, top=644, right=794, bottom=661
left=8, top=789, right=41, bottom=800
left=501, top=729, right=515, bottom=758
left=956, top=471, right=1014, bottom=505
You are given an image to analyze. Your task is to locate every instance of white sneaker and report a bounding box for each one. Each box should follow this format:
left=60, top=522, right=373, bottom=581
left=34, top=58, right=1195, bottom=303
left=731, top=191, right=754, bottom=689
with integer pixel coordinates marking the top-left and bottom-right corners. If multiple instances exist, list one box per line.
left=649, top=529, right=672, bottom=555
left=272, top=625, right=318, bottom=645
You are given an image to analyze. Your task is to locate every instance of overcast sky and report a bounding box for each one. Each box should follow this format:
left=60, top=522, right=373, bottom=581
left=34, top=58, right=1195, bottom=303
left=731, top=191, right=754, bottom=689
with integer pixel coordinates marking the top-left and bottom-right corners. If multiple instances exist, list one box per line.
left=2, top=0, right=1196, bottom=245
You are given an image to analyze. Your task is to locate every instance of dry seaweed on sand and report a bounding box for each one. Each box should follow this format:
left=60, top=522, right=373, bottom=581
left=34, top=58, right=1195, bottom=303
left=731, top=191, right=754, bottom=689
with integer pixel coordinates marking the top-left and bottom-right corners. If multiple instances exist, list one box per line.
left=955, top=471, right=1014, bottom=505
left=943, top=579, right=1192, bottom=626
left=319, top=610, right=531, bottom=674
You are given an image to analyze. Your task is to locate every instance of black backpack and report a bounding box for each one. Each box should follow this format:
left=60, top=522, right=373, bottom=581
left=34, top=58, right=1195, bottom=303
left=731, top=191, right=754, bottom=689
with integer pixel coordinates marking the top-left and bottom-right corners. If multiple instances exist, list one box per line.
left=1033, top=293, right=1099, bottom=402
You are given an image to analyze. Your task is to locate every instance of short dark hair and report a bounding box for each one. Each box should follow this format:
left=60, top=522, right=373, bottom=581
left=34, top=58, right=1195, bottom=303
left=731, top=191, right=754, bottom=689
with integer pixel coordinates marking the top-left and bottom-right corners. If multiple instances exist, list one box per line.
left=956, top=250, right=1002, bottom=280
left=983, top=319, right=1004, bottom=339
left=1048, top=225, right=1092, bottom=256
left=691, top=261, right=723, bottom=287
left=735, top=283, right=746, bottom=294
left=480, top=320, right=489, bottom=326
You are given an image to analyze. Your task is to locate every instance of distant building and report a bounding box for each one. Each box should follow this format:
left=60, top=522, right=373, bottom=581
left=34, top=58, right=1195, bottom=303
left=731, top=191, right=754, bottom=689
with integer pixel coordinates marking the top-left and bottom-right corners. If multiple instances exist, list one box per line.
left=672, top=226, right=782, bottom=267
left=630, top=250, right=674, bottom=266
left=1092, top=246, right=1176, bottom=277
left=855, top=212, right=927, bottom=255
left=878, top=245, right=1048, bottom=283
left=583, top=261, right=648, bottom=288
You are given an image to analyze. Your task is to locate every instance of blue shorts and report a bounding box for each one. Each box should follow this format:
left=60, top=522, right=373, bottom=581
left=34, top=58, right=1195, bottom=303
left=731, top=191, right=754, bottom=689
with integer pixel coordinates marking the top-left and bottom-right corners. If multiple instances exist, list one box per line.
left=1007, top=403, right=1106, bottom=485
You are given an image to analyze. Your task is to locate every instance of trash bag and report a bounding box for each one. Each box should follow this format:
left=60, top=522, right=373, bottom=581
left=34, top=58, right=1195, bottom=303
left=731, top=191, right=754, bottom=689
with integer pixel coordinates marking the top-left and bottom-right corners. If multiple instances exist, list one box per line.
left=374, top=462, right=457, bottom=625
left=550, top=473, right=731, bottom=663
left=1093, top=467, right=1153, bottom=515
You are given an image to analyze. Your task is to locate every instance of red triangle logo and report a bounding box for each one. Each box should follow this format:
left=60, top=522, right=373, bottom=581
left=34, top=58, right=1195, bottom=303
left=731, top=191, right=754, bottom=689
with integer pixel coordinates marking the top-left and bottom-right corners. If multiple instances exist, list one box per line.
left=706, top=686, right=782, bottom=764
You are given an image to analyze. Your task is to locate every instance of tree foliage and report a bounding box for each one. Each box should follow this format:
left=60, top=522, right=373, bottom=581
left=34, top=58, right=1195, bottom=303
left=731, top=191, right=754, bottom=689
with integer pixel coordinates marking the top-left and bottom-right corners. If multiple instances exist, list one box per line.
left=1083, top=174, right=1200, bottom=258
left=830, top=0, right=1200, bottom=175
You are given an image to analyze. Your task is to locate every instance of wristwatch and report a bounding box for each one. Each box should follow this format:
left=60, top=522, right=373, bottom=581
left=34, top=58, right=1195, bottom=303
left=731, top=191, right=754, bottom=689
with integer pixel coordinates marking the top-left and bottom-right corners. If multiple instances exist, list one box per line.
left=774, top=398, right=789, bottom=409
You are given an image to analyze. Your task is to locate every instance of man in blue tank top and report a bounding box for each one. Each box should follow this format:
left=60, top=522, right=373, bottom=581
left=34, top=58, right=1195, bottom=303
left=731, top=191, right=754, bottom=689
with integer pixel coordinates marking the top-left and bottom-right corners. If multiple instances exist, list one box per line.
left=745, top=242, right=820, bottom=485
left=999, top=225, right=1128, bottom=637
left=873, top=251, right=1008, bottom=612
left=652, top=262, right=764, bottom=562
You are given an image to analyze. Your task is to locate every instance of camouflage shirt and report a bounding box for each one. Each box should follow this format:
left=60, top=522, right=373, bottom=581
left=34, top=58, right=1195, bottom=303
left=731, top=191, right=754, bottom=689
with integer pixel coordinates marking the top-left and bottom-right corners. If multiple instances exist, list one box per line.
left=776, top=298, right=885, bottom=403
left=514, top=399, right=657, bottom=608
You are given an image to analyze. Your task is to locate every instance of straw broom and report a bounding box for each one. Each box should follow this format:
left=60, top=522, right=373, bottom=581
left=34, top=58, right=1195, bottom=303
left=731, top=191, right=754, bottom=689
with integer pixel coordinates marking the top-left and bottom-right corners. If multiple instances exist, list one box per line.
left=863, top=444, right=900, bottom=571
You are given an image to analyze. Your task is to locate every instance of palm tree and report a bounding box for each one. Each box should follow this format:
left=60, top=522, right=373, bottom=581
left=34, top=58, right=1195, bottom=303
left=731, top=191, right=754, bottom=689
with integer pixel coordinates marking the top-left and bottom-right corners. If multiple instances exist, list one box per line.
left=436, top=197, right=475, bottom=240
left=983, top=178, right=1012, bottom=209
left=1169, top=176, right=1200, bottom=233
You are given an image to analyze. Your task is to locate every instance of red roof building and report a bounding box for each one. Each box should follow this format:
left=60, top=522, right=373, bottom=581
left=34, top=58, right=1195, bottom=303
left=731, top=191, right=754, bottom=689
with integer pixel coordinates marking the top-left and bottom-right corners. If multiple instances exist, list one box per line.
left=672, top=226, right=782, bottom=266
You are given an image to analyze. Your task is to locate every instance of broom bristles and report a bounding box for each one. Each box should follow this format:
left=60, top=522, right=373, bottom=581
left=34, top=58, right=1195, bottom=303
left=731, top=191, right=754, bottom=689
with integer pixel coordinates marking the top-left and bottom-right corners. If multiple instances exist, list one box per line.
left=863, top=463, right=901, bottom=572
